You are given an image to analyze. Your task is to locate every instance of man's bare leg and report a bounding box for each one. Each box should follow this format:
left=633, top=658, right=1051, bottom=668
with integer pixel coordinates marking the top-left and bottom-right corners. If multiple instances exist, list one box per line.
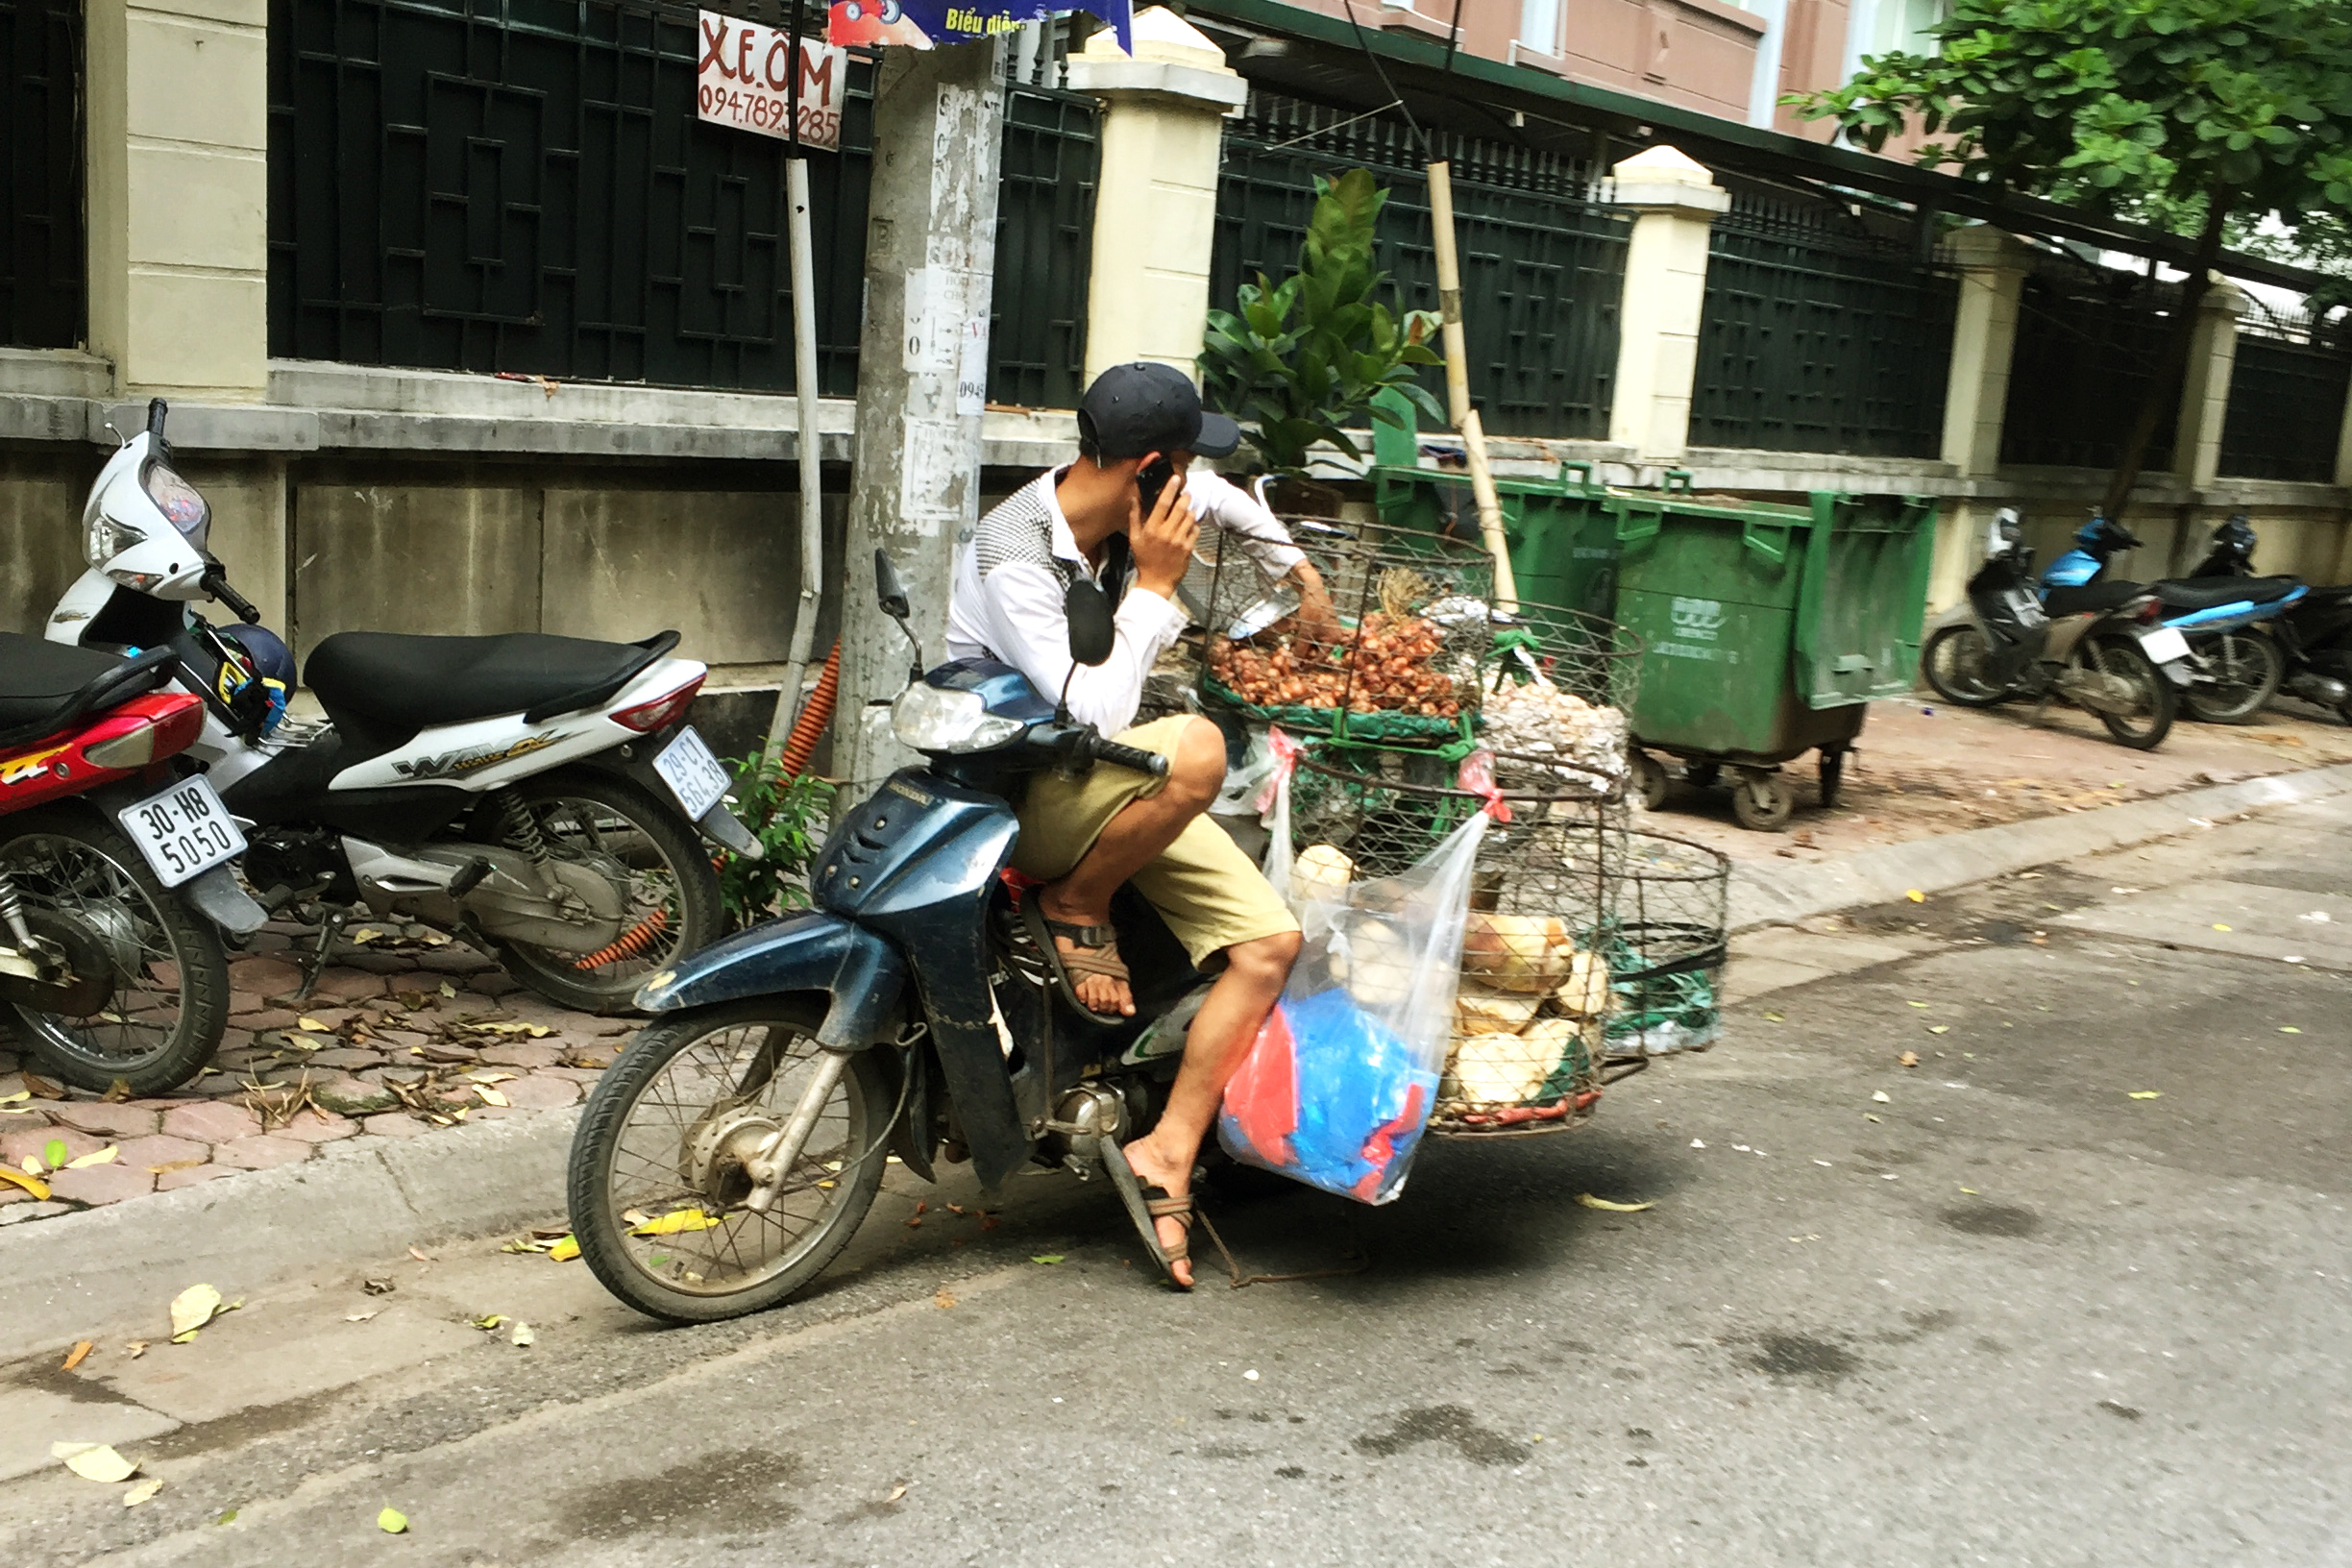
left=1039, top=717, right=1225, bottom=1016
left=1119, top=926, right=1301, bottom=1287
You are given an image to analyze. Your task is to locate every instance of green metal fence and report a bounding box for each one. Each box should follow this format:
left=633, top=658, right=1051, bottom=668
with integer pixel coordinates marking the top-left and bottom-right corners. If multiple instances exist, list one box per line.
left=987, top=85, right=1096, bottom=410
left=2218, top=301, right=2351, bottom=484
left=267, top=0, right=1092, bottom=402
left=1999, top=257, right=2180, bottom=473
left=1211, top=93, right=1627, bottom=441
left=1688, top=193, right=1956, bottom=457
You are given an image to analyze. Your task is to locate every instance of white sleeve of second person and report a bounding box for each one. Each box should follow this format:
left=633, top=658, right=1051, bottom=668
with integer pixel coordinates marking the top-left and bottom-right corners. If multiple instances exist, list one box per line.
left=977, top=561, right=1185, bottom=735
left=1186, top=468, right=1307, bottom=578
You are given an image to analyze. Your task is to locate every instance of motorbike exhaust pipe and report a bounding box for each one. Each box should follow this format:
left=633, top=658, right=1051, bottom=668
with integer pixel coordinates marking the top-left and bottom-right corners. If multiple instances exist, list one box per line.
left=2288, top=673, right=2351, bottom=706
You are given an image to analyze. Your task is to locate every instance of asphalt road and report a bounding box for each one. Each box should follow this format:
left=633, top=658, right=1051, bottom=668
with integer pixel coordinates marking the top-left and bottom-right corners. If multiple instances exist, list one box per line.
left=2, top=796, right=2346, bottom=1567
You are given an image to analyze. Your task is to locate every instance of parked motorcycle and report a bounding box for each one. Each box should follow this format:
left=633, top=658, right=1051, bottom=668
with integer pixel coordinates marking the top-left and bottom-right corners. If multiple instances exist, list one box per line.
left=45, top=399, right=758, bottom=1013
left=569, top=553, right=1203, bottom=1322
left=2043, top=516, right=2306, bottom=724
left=2187, top=514, right=2352, bottom=723
left=1, top=635, right=267, bottom=1092
left=1922, top=509, right=2186, bottom=749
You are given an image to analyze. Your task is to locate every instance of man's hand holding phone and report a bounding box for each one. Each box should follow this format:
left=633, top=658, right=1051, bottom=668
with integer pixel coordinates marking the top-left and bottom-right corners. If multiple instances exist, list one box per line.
left=1130, top=453, right=1197, bottom=600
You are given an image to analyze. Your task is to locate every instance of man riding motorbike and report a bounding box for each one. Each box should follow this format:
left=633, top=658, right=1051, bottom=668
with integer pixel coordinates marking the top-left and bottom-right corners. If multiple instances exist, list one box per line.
left=943, top=362, right=1311, bottom=1287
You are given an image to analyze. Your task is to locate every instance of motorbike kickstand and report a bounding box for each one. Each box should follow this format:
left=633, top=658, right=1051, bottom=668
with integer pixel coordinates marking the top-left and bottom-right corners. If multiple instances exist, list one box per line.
left=292, top=906, right=352, bottom=1002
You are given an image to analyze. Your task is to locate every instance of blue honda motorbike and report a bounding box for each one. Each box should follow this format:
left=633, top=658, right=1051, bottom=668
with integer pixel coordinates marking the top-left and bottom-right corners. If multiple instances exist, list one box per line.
left=566, top=552, right=1219, bottom=1322
left=2044, top=516, right=2306, bottom=723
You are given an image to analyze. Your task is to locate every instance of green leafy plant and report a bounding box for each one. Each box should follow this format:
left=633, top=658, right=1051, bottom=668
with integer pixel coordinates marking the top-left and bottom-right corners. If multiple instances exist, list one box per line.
left=1200, top=168, right=1447, bottom=474
left=715, top=755, right=835, bottom=929
left=1789, top=0, right=2352, bottom=516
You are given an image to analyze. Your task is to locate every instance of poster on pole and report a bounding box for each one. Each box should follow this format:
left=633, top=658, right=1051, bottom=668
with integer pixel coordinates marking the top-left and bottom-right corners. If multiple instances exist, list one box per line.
left=697, top=12, right=850, bottom=150
left=827, top=0, right=1131, bottom=56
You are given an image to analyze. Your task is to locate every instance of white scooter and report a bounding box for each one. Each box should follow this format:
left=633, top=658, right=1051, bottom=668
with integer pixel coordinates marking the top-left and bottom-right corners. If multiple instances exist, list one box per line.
left=46, top=400, right=761, bottom=1013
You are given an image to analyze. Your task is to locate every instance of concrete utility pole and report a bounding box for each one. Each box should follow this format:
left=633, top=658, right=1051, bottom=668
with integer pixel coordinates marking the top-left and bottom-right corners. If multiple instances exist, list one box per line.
left=836, top=40, right=1008, bottom=793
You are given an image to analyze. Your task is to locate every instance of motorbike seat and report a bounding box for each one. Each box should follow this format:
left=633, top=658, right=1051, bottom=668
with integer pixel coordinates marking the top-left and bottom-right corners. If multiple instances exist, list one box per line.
left=2042, top=580, right=2145, bottom=618
left=2152, top=576, right=2299, bottom=612
left=0, top=637, right=176, bottom=749
left=303, top=630, right=682, bottom=740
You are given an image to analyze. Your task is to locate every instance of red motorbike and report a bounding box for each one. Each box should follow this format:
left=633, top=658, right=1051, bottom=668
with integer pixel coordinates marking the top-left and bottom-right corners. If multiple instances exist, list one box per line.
left=1, top=634, right=264, bottom=1093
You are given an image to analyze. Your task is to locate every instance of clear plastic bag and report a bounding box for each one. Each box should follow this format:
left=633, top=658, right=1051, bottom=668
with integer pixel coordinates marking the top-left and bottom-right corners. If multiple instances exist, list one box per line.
left=1219, top=737, right=1497, bottom=1203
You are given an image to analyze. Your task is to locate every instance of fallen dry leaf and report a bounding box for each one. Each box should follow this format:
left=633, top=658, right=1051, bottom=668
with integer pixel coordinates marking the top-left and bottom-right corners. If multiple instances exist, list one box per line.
left=22, top=1070, right=63, bottom=1099
left=474, top=1086, right=509, bottom=1107
left=509, top=1321, right=534, bottom=1347
left=100, top=1079, right=131, bottom=1104
left=52, top=1443, right=138, bottom=1483
left=2128, top=1090, right=2163, bottom=1100
left=124, top=1340, right=148, bottom=1359
left=935, top=1289, right=957, bottom=1310
left=61, top=1339, right=92, bottom=1372
left=547, top=1235, right=580, bottom=1262
left=123, top=1477, right=163, bottom=1507
left=148, top=1157, right=205, bottom=1174
left=0, top=1167, right=50, bottom=1201
left=1574, top=1193, right=1654, bottom=1213
left=345, top=1311, right=379, bottom=1323
left=65, top=1144, right=119, bottom=1169
left=379, top=1505, right=408, bottom=1534
left=168, top=1284, right=225, bottom=1343
left=1905, top=890, right=1924, bottom=903
left=297, top=1017, right=331, bottom=1033
left=1899, top=1051, right=1920, bottom=1067
left=886, top=1483, right=909, bottom=1504
left=629, top=1210, right=719, bottom=1237
left=408, top=1246, right=433, bottom=1263
left=361, top=1278, right=395, bottom=1295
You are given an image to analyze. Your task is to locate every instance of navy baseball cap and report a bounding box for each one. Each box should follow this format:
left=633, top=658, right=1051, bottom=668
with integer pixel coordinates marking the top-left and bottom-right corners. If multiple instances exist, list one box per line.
left=1078, top=362, right=1241, bottom=460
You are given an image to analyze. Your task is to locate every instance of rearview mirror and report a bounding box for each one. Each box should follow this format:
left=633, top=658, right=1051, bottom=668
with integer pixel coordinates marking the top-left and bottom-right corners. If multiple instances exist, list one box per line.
left=874, top=549, right=911, bottom=622
left=1065, top=580, right=1115, bottom=668
left=1995, top=507, right=2021, bottom=545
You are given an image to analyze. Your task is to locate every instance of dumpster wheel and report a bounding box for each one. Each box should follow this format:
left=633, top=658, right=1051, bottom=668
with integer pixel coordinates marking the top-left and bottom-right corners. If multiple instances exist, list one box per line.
left=1629, top=750, right=1672, bottom=812
left=1730, top=768, right=1795, bottom=832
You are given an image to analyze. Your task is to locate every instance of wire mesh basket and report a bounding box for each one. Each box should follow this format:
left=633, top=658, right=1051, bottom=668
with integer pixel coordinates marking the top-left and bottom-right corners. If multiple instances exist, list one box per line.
left=1196, top=514, right=1495, bottom=746
left=1596, top=829, right=1730, bottom=1058
left=1285, top=743, right=1628, bottom=1137
left=1472, top=599, right=1643, bottom=797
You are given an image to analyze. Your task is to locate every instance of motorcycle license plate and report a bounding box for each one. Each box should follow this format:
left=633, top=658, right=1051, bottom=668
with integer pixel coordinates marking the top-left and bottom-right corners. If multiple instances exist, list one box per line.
left=2138, top=626, right=2191, bottom=664
left=117, top=776, right=247, bottom=889
left=653, top=725, right=731, bottom=821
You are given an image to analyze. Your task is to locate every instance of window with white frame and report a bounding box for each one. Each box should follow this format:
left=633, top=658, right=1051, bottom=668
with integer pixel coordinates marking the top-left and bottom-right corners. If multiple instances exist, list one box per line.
left=1520, top=0, right=1561, bottom=52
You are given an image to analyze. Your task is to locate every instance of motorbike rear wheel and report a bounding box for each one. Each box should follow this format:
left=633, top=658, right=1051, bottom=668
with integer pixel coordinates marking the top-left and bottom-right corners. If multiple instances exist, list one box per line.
left=2181, top=630, right=2281, bottom=724
left=1, top=806, right=229, bottom=1094
left=478, top=771, right=723, bottom=1016
left=1921, top=625, right=2010, bottom=707
left=568, top=997, right=894, bottom=1323
left=2084, top=635, right=2175, bottom=750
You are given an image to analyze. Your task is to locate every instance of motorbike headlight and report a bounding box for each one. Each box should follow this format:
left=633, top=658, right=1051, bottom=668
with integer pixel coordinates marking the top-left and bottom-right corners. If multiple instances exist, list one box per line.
left=891, top=683, right=1024, bottom=752
left=83, top=492, right=149, bottom=567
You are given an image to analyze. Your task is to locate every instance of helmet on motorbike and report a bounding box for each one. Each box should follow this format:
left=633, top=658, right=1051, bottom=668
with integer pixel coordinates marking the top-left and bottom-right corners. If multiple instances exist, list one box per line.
left=2072, top=515, right=2140, bottom=554
left=2214, top=513, right=2258, bottom=558
left=210, top=623, right=294, bottom=738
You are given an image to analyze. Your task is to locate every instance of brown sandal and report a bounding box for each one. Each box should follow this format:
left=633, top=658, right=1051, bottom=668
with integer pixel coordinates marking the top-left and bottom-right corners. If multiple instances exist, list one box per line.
left=1099, top=1139, right=1194, bottom=1290
left=1018, top=886, right=1131, bottom=1025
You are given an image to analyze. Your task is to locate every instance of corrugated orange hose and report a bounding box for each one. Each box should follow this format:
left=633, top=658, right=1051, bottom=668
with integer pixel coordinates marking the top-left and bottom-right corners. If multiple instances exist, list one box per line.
left=776, top=643, right=841, bottom=782
left=573, top=907, right=669, bottom=970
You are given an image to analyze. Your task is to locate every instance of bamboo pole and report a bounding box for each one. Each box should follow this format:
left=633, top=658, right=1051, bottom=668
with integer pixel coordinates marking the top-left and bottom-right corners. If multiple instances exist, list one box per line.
left=1425, top=159, right=1517, bottom=612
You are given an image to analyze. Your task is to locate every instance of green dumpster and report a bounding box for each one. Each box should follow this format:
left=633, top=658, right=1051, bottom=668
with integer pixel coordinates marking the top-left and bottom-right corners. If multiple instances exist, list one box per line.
left=1611, top=477, right=1937, bottom=831
left=1369, top=463, right=1620, bottom=619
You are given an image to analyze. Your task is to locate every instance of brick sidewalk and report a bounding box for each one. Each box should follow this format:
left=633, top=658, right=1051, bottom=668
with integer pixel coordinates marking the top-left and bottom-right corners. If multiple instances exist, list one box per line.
left=0, top=924, right=627, bottom=1223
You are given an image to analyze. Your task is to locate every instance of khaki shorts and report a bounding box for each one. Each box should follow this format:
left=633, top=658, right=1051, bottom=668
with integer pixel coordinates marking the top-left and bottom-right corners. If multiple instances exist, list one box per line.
left=1012, top=715, right=1299, bottom=968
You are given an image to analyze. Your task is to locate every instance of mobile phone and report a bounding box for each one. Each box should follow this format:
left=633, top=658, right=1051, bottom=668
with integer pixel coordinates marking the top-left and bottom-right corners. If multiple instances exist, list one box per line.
left=1136, top=455, right=1175, bottom=516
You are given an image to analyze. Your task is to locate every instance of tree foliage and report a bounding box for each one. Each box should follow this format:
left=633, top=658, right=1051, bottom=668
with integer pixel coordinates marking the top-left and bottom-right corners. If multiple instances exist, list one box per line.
left=1793, top=0, right=2352, bottom=221
left=1199, top=168, right=1446, bottom=474
left=1790, top=0, right=2352, bottom=513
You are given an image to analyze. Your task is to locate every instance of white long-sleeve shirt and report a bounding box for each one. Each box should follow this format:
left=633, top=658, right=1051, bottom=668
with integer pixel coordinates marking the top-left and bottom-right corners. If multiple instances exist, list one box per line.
left=944, top=465, right=1304, bottom=734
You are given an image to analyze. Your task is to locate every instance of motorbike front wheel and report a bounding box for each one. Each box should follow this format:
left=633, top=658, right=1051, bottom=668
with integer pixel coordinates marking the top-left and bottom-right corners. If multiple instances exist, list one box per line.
left=478, top=771, right=723, bottom=1016
left=1, top=806, right=229, bottom=1093
left=2181, top=630, right=2282, bottom=724
left=1921, top=625, right=2011, bottom=707
left=568, top=997, right=894, bottom=1323
left=2083, top=635, right=2175, bottom=750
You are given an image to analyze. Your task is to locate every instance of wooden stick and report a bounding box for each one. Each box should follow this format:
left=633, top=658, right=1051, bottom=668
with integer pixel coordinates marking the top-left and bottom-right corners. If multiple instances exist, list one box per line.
left=1426, top=159, right=1517, bottom=612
